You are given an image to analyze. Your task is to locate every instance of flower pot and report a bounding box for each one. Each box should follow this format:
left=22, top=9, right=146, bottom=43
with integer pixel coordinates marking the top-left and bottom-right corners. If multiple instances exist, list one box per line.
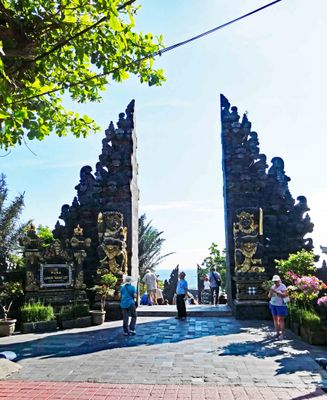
left=0, top=319, right=16, bottom=337
left=21, top=320, right=57, bottom=334
left=90, top=310, right=106, bottom=325
left=60, top=316, right=92, bottom=329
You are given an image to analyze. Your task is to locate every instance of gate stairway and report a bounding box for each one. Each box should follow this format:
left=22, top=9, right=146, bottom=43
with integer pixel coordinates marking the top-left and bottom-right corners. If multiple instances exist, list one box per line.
left=137, top=303, right=232, bottom=317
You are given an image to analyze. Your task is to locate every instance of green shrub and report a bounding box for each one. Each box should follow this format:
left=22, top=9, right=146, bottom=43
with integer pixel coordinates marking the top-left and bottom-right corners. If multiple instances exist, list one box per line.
left=72, top=304, right=90, bottom=318
left=101, top=273, right=118, bottom=288
left=300, top=309, right=322, bottom=331
left=58, top=304, right=90, bottom=321
left=21, top=303, right=55, bottom=323
left=288, top=304, right=302, bottom=323
left=275, top=250, right=316, bottom=282
left=58, top=305, right=74, bottom=322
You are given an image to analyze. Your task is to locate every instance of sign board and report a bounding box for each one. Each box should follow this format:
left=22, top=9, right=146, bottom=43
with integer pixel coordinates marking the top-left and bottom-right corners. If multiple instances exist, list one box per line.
left=40, top=264, right=72, bottom=288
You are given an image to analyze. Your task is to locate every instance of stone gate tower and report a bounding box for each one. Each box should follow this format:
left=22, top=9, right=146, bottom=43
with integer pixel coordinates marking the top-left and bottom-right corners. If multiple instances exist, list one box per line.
left=220, top=95, right=314, bottom=318
left=53, top=100, right=139, bottom=289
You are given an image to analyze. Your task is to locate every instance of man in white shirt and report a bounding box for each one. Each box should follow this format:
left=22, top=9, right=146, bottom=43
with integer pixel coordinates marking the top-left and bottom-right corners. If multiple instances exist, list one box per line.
left=142, top=270, right=157, bottom=305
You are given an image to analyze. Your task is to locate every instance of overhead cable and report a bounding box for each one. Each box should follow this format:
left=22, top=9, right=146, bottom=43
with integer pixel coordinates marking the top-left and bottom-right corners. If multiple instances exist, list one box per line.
left=6, top=0, right=282, bottom=106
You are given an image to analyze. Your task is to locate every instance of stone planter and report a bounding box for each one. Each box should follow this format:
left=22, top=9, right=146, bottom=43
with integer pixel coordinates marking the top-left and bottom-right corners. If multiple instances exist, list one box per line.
left=300, top=326, right=327, bottom=345
left=61, top=316, right=92, bottom=329
left=291, top=320, right=301, bottom=336
left=0, top=319, right=16, bottom=337
left=90, top=310, right=106, bottom=325
left=21, top=320, right=57, bottom=334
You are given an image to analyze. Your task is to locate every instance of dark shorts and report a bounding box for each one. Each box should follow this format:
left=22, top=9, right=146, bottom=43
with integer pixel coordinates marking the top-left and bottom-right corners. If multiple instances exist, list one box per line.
left=269, top=303, right=288, bottom=317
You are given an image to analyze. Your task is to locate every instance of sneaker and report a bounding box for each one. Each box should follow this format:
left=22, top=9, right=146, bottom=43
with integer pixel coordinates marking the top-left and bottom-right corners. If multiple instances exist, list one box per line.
left=124, top=332, right=129, bottom=336
left=129, top=330, right=136, bottom=335
left=181, top=317, right=187, bottom=321
left=278, top=334, right=284, bottom=340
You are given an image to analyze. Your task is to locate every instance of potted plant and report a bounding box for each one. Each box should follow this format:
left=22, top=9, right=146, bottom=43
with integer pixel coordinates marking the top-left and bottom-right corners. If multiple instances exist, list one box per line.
left=58, top=303, right=91, bottom=329
left=89, top=273, right=117, bottom=325
left=21, top=302, right=57, bottom=333
left=0, top=281, right=23, bottom=337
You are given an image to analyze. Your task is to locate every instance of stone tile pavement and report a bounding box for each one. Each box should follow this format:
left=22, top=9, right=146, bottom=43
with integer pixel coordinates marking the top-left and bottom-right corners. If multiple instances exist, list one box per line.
left=0, top=316, right=326, bottom=399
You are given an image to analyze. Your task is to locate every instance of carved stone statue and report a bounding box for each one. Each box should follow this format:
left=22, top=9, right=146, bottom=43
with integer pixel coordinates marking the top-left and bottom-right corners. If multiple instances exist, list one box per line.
left=233, top=210, right=265, bottom=274
left=19, top=224, right=44, bottom=291
left=97, top=211, right=128, bottom=300
left=68, top=225, right=91, bottom=289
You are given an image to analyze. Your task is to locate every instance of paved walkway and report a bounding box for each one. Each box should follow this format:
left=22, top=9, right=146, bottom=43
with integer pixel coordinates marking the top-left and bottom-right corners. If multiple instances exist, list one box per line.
left=0, top=316, right=326, bottom=399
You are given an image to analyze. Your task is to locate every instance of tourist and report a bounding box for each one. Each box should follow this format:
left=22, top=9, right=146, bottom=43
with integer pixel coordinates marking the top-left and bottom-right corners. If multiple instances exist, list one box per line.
left=120, top=276, right=137, bottom=335
left=156, top=287, right=164, bottom=305
left=142, top=269, right=157, bottom=305
left=140, top=292, right=149, bottom=305
left=175, top=271, right=188, bottom=320
left=209, top=267, right=221, bottom=306
left=203, top=276, right=211, bottom=291
left=268, top=275, right=288, bottom=340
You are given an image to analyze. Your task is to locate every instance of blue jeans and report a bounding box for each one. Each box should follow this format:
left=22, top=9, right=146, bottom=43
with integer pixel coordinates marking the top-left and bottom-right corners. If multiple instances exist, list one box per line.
left=122, top=303, right=137, bottom=333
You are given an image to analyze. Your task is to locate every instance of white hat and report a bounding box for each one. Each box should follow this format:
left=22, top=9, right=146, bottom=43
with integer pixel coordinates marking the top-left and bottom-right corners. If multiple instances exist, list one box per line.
left=272, top=275, right=281, bottom=282
left=124, top=276, right=132, bottom=283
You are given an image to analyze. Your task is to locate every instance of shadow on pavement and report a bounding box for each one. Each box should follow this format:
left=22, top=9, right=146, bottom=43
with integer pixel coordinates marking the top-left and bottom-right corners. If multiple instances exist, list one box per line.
left=0, top=317, right=244, bottom=361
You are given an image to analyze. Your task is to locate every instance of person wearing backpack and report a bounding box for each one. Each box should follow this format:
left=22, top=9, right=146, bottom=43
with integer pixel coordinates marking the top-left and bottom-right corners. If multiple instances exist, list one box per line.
left=209, top=267, right=221, bottom=306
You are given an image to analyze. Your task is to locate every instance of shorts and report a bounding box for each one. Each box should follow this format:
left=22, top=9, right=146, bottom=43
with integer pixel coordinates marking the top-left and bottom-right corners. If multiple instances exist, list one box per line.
left=269, top=303, right=288, bottom=317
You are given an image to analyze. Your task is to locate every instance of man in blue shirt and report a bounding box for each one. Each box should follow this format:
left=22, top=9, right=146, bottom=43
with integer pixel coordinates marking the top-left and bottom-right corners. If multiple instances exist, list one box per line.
left=120, top=276, right=137, bottom=335
left=176, top=271, right=188, bottom=320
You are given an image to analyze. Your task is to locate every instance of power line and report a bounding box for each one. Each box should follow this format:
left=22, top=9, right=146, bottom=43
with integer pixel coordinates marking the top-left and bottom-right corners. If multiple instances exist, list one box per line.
left=6, top=0, right=282, bottom=107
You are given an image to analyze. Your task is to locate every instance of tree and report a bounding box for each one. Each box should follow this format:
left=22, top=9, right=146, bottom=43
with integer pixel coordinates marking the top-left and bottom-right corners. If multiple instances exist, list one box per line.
left=275, top=249, right=317, bottom=283
left=0, top=174, right=30, bottom=276
left=0, top=0, right=165, bottom=149
left=36, top=224, right=54, bottom=246
left=138, top=214, right=173, bottom=279
left=199, top=243, right=226, bottom=289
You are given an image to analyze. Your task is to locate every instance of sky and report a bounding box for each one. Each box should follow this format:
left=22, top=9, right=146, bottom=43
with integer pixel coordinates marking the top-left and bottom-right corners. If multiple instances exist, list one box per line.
left=2, top=0, right=327, bottom=270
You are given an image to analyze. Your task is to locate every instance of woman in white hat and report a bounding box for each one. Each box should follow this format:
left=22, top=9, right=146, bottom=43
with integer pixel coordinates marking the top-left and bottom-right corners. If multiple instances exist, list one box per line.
left=268, top=275, right=288, bottom=340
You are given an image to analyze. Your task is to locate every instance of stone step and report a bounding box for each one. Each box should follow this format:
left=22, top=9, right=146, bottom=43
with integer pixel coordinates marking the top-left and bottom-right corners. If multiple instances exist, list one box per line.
left=137, top=304, right=233, bottom=317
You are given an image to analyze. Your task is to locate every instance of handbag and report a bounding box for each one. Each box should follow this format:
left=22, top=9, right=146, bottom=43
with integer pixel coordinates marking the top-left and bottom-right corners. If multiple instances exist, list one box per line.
left=283, top=296, right=290, bottom=305
left=125, top=285, right=138, bottom=308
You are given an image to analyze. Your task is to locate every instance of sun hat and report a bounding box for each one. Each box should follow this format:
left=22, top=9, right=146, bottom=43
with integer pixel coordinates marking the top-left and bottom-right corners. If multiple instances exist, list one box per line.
left=124, top=275, right=132, bottom=283
left=272, top=275, right=281, bottom=282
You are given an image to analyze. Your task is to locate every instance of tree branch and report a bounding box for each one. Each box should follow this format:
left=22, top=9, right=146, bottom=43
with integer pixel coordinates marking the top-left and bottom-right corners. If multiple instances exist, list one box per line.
left=17, top=0, right=137, bottom=66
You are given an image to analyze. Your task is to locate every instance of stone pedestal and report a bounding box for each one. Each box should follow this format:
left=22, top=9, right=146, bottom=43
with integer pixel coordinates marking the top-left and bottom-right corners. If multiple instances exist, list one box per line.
left=105, top=302, right=123, bottom=321
left=233, top=300, right=270, bottom=320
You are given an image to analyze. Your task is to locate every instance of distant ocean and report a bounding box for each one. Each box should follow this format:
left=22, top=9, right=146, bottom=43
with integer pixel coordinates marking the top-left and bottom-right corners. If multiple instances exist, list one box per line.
left=155, top=267, right=198, bottom=290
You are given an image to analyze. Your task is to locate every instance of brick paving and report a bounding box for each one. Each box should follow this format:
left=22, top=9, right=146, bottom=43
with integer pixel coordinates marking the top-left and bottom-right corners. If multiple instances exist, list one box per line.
left=0, top=316, right=326, bottom=399
left=0, top=381, right=326, bottom=400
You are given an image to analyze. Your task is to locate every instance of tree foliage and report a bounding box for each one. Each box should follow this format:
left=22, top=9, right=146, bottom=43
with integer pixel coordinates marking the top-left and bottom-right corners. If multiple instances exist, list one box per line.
left=275, top=249, right=316, bottom=283
left=138, top=213, right=173, bottom=279
left=0, top=0, right=165, bottom=149
left=36, top=224, right=54, bottom=246
left=199, top=243, right=226, bottom=289
left=0, top=174, right=30, bottom=276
